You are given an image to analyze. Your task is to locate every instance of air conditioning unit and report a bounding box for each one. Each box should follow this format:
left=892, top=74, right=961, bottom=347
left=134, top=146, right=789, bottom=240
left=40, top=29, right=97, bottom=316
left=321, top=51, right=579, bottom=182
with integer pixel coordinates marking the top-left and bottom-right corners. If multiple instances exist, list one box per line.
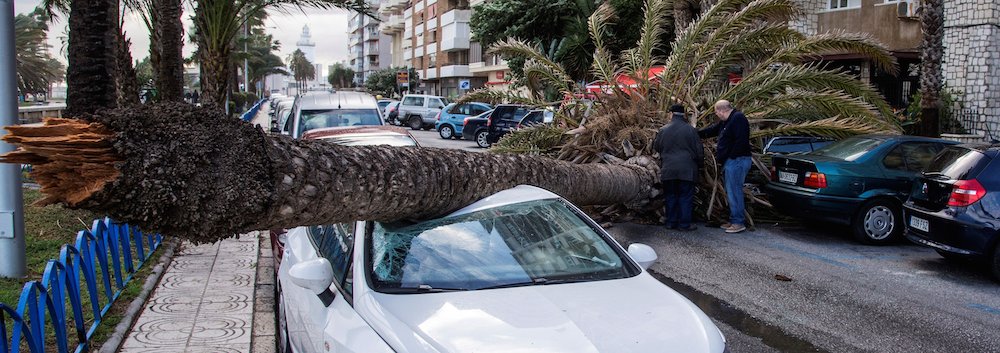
left=897, top=0, right=918, bottom=19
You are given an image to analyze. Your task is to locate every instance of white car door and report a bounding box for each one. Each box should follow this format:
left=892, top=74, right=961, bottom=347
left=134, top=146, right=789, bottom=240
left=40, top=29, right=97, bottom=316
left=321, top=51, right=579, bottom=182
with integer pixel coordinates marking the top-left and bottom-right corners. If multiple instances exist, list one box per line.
left=280, top=222, right=393, bottom=353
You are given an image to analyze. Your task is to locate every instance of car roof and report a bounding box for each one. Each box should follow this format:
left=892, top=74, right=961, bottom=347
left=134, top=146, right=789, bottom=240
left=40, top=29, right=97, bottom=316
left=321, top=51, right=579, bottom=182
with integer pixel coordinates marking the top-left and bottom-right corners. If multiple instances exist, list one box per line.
left=302, top=126, right=419, bottom=147
left=447, top=185, right=561, bottom=217
left=298, top=91, right=378, bottom=110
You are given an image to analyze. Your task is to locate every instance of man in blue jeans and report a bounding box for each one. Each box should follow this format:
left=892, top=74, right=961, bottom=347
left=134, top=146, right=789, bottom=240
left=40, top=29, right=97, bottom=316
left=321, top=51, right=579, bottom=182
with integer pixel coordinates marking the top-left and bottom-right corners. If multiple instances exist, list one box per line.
left=699, top=100, right=752, bottom=233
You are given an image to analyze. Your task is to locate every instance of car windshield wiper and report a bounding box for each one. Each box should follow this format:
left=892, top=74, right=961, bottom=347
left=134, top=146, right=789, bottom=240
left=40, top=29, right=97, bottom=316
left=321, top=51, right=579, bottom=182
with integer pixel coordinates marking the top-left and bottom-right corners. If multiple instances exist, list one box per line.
left=378, top=285, right=468, bottom=293
left=477, top=277, right=588, bottom=290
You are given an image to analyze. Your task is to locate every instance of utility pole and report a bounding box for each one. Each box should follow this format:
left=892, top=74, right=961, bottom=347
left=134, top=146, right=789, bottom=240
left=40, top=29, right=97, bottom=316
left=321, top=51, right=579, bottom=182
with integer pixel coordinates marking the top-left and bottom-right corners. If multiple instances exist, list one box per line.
left=0, top=0, right=27, bottom=278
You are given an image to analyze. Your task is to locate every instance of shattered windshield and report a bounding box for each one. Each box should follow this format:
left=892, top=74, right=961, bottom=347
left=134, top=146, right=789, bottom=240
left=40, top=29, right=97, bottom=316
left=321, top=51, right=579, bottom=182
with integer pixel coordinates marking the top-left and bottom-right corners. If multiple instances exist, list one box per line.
left=368, top=199, right=637, bottom=293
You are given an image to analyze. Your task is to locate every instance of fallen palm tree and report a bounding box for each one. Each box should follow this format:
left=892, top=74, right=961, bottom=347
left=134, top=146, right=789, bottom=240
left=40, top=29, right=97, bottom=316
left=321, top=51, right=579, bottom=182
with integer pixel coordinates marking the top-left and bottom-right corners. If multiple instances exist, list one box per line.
left=1, top=103, right=656, bottom=242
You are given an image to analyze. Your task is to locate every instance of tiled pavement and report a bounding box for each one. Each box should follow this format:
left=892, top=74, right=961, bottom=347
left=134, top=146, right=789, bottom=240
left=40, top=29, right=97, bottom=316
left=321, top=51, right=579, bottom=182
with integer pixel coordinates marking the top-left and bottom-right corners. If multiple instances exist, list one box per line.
left=118, top=232, right=277, bottom=353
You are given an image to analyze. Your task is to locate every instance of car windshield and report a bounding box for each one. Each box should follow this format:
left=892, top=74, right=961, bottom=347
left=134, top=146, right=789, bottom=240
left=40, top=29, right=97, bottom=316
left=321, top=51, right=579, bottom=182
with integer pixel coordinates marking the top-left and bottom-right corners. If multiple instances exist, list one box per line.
left=298, top=109, right=381, bottom=137
left=810, top=137, right=884, bottom=161
left=924, top=146, right=989, bottom=180
left=368, top=199, right=636, bottom=293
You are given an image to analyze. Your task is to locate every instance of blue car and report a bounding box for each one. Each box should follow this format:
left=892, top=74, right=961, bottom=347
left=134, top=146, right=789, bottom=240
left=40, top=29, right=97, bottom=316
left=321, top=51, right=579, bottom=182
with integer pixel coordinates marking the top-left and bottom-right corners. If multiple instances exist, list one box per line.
left=904, top=144, right=1000, bottom=280
left=435, top=102, right=493, bottom=139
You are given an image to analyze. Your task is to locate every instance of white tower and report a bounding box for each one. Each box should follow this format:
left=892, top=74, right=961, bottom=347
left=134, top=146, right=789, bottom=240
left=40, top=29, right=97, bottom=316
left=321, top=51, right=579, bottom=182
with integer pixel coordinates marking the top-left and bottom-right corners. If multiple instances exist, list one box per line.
left=296, top=25, right=316, bottom=63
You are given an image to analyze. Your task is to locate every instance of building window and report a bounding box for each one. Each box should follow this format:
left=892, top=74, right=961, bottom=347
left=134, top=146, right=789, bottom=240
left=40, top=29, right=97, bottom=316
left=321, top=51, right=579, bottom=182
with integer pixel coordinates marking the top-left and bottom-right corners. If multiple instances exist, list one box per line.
left=429, top=30, right=437, bottom=43
left=828, top=0, right=859, bottom=9
left=429, top=54, right=437, bottom=68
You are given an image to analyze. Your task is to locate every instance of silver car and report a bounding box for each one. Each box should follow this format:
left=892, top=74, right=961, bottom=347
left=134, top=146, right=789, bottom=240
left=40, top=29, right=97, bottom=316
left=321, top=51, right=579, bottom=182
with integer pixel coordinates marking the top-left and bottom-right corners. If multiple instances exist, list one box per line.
left=279, top=92, right=383, bottom=139
left=397, top=94, right=450, bottom=130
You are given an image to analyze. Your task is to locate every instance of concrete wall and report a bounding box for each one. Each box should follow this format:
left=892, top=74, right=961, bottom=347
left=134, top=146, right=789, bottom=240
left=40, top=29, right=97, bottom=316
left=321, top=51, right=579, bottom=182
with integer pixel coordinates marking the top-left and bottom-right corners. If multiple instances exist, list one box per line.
left=815, top=0, right=921, bottom=52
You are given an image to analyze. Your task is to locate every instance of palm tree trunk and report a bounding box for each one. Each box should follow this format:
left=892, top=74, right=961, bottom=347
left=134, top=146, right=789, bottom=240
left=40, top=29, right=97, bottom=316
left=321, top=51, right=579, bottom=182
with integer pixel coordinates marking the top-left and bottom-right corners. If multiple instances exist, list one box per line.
left=0, top=104, right=656, bottom=243
left=199, top=50, right=230, bottom=109
left=116, top=30, right=140, bottom=107
left=154, top=0, right=184, bottom=101
left=919, top=0, right=944, bottom=137
left=66, top=0, right=119, bottom=116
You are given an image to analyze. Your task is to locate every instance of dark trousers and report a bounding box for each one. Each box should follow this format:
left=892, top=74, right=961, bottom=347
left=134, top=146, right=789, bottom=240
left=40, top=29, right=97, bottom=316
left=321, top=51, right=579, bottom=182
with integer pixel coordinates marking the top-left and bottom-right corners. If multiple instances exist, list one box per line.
left=663, top=180, right=695, bottom=228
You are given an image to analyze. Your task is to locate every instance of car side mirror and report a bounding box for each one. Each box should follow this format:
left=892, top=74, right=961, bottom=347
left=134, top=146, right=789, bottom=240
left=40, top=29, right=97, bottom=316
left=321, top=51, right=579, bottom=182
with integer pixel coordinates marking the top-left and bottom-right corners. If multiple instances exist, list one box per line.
left=627, top=243, right=658, bottom=270
left=288, top=258, right=335, bottom=295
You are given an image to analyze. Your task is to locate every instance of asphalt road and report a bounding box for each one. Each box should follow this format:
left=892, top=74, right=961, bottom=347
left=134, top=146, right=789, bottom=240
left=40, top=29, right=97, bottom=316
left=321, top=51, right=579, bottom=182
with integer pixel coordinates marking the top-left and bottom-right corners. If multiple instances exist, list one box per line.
left=413, top=130, right=1000, bottom=352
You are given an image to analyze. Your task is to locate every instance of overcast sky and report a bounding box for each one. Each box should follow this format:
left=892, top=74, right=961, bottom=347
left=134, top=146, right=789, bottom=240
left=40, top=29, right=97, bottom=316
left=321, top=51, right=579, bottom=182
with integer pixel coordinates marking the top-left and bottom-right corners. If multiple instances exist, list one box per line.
left=13, top=0, right=353, bottom=68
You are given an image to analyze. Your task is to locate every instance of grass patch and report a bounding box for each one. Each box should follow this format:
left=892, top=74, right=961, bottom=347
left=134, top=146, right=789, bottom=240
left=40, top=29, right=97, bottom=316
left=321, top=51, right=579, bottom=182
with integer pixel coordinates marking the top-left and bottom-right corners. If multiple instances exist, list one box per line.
left=0, top=187, right=168, bottom=351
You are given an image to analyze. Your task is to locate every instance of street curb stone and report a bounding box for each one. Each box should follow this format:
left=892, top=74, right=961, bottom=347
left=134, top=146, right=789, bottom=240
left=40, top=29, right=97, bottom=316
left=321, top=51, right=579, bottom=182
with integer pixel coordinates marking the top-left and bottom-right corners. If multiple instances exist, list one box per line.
left=98, top=238, right=178, bottom=353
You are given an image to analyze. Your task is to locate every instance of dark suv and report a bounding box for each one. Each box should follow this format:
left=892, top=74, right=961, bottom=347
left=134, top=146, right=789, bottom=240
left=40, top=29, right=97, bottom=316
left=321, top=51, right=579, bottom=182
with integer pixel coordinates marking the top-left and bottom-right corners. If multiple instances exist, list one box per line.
left=904, top=144, right=1000, bottom=280
left=462, top=104, right=530, bottom=148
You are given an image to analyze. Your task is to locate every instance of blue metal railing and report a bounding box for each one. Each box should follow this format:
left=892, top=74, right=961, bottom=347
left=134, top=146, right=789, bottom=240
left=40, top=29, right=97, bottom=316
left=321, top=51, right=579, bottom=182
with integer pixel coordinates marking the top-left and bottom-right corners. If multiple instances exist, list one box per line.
left=1, top=218, right=162, bottom=353
left=239, top=99, right=267, bottom=122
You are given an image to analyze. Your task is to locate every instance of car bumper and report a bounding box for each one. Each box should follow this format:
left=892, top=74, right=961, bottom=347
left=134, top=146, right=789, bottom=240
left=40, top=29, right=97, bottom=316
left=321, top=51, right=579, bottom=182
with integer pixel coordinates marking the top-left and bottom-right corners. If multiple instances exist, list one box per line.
left=764, top=182, right=862, bottom=225
left=903, top=204, right=995, bottom=256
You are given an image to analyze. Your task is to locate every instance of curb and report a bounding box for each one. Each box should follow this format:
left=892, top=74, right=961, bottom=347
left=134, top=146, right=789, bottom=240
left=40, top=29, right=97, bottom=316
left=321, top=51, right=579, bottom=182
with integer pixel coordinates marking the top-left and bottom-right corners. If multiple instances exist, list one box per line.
left=98, top=238, right=179, bottom=353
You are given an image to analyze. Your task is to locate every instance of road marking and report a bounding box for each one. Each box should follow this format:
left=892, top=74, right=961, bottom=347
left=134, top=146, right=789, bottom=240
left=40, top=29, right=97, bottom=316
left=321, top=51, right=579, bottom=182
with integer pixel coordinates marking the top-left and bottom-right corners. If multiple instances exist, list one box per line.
left=967, top=303, right=1000, bottom=316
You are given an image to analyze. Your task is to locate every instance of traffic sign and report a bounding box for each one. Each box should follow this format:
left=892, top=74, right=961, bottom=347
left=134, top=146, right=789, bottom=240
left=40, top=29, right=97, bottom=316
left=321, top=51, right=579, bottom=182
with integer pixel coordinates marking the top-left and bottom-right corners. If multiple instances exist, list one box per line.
left=459, top=80, right=471, bottom=90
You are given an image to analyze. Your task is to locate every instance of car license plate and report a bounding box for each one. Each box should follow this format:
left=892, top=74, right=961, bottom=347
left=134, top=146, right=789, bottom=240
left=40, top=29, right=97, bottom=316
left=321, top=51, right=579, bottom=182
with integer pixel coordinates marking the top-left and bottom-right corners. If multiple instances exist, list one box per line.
left=778, top=171, right=798, bottom=184
left=910, top=216, right=929, bottom=233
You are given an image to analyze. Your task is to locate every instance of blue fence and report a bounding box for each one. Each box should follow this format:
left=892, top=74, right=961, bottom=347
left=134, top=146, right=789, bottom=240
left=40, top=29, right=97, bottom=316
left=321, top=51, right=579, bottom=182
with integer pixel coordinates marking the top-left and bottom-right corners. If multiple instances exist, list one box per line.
left=239, top=99, right=267, bottom=122
left=0, top=218, right=162, bottom=353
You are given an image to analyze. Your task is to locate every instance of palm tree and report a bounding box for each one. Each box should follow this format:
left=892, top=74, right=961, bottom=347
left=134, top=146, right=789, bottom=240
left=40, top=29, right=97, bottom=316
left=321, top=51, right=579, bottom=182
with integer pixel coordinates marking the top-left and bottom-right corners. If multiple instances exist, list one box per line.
left=192, top=0, right=370, bottom=109
left=918, top=0, right=944, bottom=137
left=288, top=49, right=315, bottom=91
left=327, top=63, right=354, bottom=88
left=0, top=0, right=903, bottom=239
left=467, top=0, right=900, bottom=223
left=65, top=0, right=120, bottom=116
left=14, top=8, right=65, bottom=96
left=154, top=0, right=185, bottom=101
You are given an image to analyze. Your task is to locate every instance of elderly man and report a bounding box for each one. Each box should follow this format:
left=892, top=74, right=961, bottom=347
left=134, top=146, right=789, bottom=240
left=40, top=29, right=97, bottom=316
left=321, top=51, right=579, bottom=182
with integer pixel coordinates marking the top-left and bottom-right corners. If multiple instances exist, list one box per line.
left=653, top=104, right=704, bottom=231
left=699, top=100, right=752, bottom=234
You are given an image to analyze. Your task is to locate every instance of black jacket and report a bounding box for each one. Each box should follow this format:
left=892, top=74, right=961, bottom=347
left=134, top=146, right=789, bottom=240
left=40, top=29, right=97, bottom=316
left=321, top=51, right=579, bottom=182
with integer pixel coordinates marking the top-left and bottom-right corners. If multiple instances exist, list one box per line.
left=699, top=110, right=751, bottom=163
left=653, top=114, right=705, bottom=182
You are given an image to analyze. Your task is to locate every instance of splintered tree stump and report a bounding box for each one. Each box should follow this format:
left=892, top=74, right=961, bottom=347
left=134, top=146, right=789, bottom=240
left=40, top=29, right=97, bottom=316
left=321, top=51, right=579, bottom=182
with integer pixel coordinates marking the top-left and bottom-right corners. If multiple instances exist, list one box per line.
left=2, top=103, right=656, bottom=243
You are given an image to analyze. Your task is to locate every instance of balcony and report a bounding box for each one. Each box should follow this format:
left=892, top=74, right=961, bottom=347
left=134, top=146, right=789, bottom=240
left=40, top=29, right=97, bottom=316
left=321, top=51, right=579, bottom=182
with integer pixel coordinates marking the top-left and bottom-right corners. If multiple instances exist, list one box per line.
left=414, top=0, right=423, bottom=12
left=439, top=65, right=470, bottom=78
left=414, top=45, right=425, bottom=58
left=404, top=49, right=413, bottom=61
left=425, top=41, right=438, bottom=53
left=469, top=56, right=508, bottom=74
left=440, top=10, right=471, bottom=52
left=404, top=6, right=413, bottom=18
left=379, top=15, right=405, bottom=34
left=423, top=68, right=438, bottom=80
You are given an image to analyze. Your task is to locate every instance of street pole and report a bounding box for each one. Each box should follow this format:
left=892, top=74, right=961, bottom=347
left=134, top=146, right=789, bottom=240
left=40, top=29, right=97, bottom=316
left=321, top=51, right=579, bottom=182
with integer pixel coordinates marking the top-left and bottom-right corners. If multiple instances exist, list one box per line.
left=243, top=23, right=250, bottom=93
left=0, top=0, right=27, bottom=278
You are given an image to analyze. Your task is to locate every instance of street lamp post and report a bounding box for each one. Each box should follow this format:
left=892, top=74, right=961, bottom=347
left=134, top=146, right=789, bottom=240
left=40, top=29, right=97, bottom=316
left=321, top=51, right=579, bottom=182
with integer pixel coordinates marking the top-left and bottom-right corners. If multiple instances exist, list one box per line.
left=0, top=0, right=27, bottom=279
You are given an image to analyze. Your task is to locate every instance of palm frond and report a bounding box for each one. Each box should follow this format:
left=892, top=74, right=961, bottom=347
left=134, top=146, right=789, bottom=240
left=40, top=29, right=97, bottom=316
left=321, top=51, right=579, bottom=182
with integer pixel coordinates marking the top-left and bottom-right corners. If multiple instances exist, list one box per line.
left=765, top=31, right=898, bottom=75
left=523, top=59, right=574, bottom=96
left=634, top=0, right=671, bottom=74
left=457, top=87, right=547, bottom=106
left=751, top=117, right=896, bottom=140
left=587, top=3, right=620, bottom=93
left=743, top=90, right=882, bottom=122
left=688, top=24, right=804, bottom=96
left=488, top=38, right=569, bottom=80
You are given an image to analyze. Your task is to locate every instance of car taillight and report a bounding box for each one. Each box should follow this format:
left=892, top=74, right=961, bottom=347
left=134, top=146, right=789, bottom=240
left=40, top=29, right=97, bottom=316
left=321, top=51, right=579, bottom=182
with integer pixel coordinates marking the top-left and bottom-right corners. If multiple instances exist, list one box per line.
left=769, top=166, right=777, bottom=181
left=487, top=116, right=493, bottom=127
left=436, top=112, right=442, bottom=121
left=463, top=117, right=471, bottom=125
left=948, top=179, right=986, bottom=207
left=803, top=172, right=827, bottom=188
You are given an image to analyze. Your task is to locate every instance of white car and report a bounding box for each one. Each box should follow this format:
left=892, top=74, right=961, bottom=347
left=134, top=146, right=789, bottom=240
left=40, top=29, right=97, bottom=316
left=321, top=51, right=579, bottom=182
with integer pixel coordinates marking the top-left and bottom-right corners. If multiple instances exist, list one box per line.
left=275, top=185, right=727, bottom=353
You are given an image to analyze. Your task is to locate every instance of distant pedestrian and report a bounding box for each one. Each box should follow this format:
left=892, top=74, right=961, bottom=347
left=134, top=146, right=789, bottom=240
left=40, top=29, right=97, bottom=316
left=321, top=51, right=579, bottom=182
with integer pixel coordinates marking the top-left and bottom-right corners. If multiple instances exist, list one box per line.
left=191, top=90, right=200, bottom=105
left=184, top=91, right=192, bottom=104
left=699, top=100, right=752, bottom=234
left=653, top=104, right=704, bottom=231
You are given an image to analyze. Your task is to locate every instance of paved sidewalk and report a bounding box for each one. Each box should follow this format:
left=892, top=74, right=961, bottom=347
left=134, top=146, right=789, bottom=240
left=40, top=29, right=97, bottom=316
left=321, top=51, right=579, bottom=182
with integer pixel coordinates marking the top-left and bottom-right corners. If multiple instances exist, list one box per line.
left=118, top=232, right=276, bottom=353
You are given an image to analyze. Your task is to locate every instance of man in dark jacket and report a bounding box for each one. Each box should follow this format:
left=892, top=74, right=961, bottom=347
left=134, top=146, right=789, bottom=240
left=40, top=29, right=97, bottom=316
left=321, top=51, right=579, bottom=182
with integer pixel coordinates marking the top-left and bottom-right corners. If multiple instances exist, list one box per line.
left=699, top=100, right=752, bottom=234
left=653, top=105, right=704, bottom=231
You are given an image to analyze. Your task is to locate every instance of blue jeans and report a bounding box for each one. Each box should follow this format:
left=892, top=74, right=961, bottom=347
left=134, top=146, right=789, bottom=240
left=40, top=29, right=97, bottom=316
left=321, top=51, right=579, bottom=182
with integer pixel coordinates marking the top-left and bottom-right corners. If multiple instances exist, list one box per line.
left=663, top=180, right=695, bottom=228
left=723, top=156, right=752, bottom=226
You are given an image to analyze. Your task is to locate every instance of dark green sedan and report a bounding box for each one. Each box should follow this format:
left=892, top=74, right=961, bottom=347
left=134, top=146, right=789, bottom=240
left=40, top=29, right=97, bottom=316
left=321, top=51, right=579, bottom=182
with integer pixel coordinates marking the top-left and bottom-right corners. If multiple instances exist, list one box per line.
left=765, top=135, right=959, bottom=244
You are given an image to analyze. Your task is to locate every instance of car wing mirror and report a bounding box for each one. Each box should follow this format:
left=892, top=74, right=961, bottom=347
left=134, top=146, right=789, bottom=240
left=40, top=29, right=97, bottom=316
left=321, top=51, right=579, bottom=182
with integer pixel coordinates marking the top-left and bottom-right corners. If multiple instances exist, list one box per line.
left=628, top=243, right=658, bottom=270
left=288, top=258, right=335, bottom=295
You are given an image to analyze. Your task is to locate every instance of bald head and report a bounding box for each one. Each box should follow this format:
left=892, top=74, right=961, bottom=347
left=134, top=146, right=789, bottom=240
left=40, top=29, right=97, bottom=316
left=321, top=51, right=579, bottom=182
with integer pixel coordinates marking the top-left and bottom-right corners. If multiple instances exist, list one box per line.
left=714, top=100, right=734, bottom=120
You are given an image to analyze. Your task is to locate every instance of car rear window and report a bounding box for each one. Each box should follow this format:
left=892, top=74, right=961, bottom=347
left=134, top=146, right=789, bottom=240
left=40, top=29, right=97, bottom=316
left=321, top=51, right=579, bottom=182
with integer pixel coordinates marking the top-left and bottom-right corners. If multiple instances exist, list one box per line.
left=810, top=137, right=884, bottom=161
left=298, top=109, right=382, bottom=137
left=924, top=146, right=990, bottom=180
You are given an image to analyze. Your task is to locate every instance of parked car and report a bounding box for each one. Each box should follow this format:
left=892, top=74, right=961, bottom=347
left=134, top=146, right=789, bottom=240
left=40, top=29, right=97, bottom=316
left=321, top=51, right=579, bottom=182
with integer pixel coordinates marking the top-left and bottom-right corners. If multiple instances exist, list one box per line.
left=516, top=109, right=555, bottom=128
left=275, top=185, right=727, bottom=353
left=377, top=99, right=397, bottom=116
left=273, top=91, right=382, bottom=138
left=765, top=135, right=959, bottom=244
left=398, top=94, right=451, bottom=130
left=272, top=100, right=296, bottom=132
left=434, top=102, right=493, bottom=139
left=903, top=144, right=1000, bottom=279
left=461, top=104, right=531, bottom=148
left=269, top=126, right=419, bottom=274
left=763, top=136, right=836, bottom=155
left=383, top=101, right=401, bottom=125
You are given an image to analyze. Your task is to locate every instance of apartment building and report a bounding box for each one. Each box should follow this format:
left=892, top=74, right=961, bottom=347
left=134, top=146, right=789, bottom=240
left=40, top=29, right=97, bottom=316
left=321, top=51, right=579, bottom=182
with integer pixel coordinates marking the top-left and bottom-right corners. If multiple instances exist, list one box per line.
left=400, top=0, right=486, bottom=98
left=466, top=0, right=515, bottom=92
left=793, top=0, right=1000, bottom=135
left=349, top=1, right=392, bottom=85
